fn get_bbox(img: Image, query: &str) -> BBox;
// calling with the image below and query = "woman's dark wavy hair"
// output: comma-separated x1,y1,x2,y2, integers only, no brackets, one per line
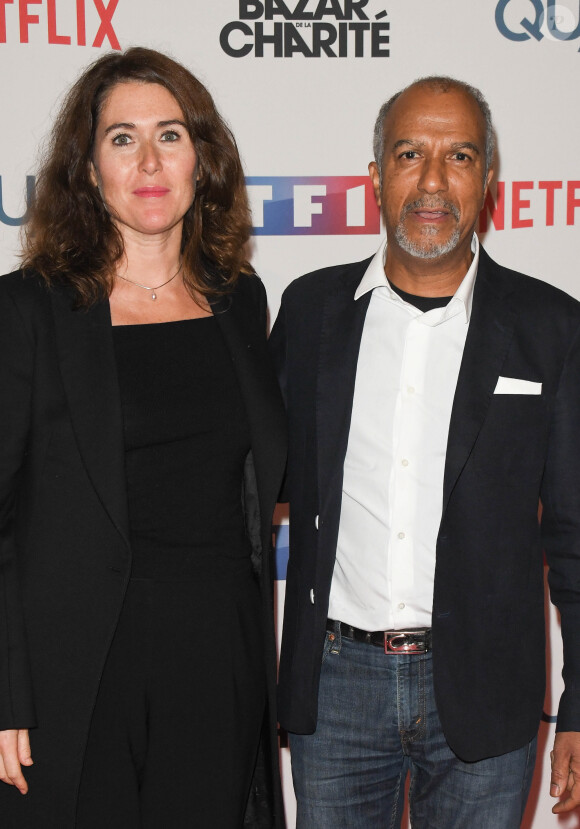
22,47,252,306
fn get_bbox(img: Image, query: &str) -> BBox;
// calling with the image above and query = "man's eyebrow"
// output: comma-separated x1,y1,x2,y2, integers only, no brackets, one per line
392,139,422,150
391,139,481,155
450,141,481,155
103,119,187,135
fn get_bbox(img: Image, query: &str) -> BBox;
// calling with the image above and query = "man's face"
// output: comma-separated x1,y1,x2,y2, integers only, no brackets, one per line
369,84,493,263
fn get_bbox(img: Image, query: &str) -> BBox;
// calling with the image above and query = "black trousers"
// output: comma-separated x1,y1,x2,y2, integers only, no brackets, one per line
76,562,265,828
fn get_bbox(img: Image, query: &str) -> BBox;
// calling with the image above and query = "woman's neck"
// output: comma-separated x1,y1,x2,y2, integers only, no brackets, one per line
115,224,184,289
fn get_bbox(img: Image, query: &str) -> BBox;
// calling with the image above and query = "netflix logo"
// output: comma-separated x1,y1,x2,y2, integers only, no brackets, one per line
480,180,580,231
0,0,121,49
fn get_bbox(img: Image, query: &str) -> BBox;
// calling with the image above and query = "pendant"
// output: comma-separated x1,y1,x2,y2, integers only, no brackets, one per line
151,292,157,301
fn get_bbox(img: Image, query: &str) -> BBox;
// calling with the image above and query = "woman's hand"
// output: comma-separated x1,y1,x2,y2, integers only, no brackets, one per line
0,729,32,794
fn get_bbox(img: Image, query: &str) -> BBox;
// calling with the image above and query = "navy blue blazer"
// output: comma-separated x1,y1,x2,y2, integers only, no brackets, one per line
270,246,580,762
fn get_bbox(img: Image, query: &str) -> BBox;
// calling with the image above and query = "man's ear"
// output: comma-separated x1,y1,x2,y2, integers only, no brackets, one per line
368,161,381,207
480,166,494,209
484,166,494,195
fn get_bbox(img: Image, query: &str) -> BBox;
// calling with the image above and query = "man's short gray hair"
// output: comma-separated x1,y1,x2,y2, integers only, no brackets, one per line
372,76,496,180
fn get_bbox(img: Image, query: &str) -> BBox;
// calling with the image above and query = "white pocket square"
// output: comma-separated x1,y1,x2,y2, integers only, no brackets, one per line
494,376,542,395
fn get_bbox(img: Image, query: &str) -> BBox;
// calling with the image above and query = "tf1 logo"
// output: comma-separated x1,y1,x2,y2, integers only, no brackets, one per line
495,0,580,48
247,176,380,235
0,175,381,232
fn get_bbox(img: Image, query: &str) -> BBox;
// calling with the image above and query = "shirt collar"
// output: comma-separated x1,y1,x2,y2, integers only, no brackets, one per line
355,234,480,323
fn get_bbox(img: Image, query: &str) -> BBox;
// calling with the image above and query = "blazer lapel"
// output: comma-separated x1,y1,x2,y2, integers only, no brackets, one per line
443,249,517,512
51,288,130,547
317,263,372,516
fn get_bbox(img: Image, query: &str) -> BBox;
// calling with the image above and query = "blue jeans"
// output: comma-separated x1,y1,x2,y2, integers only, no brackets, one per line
290,624,536,828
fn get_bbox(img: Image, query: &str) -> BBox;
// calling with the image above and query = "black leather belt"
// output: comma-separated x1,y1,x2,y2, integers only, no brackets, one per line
327,619,432,654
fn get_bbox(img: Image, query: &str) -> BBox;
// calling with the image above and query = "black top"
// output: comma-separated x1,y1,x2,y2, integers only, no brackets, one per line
113,316,252,576
388,280,452,312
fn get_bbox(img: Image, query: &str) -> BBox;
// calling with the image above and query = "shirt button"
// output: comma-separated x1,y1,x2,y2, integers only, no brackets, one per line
398,532,406,540
407,385,415,394
398,602,406,610
315,515,319,529
401,459,409,467
310,589,315,604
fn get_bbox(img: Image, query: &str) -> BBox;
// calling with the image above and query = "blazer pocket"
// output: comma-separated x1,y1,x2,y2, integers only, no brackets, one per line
494,376,542,395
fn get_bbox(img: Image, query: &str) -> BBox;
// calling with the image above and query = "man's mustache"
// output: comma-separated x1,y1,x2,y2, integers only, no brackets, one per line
400,198,460,221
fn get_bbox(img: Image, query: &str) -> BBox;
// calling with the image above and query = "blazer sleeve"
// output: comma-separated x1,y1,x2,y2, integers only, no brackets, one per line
0,279,37,729
541,322,580,733
268,295,289,503
254,273,268,335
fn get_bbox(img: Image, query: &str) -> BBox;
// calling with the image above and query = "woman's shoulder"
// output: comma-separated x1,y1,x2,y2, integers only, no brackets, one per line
0,268,50,298
213,271,268,334
0,268,55,323
233,270,265,301
230,272,268,321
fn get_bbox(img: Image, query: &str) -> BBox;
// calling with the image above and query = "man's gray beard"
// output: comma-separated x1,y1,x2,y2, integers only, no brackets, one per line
394,223,461,259
393,200,461,260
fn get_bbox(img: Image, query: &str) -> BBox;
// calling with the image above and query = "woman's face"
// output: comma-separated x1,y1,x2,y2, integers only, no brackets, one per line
91,81,198,243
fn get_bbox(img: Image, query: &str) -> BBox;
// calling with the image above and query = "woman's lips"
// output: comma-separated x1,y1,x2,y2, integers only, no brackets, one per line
133,187,170,197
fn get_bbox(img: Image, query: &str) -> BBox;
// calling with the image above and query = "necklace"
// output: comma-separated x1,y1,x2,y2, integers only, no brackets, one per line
117,260,183,301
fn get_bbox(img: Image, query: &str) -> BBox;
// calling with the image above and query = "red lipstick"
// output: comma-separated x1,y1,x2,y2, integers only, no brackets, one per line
133,187,169,197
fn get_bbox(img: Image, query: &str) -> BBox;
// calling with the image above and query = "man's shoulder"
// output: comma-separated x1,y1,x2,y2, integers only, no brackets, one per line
281,256,373,305
479,247,580,318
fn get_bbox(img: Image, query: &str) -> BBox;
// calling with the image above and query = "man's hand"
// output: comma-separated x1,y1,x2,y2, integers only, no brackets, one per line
0,729,32,794
551,731,580,813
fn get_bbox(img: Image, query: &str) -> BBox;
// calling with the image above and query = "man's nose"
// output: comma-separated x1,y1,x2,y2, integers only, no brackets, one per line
417,157,448,194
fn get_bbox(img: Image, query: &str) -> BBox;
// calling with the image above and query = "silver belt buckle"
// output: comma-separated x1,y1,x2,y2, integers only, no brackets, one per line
384,631,426,655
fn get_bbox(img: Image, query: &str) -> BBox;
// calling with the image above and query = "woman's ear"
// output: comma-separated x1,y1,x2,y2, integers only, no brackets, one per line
89,161,99,189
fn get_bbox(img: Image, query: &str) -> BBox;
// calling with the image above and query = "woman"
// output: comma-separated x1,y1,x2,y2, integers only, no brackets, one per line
0,47,286,828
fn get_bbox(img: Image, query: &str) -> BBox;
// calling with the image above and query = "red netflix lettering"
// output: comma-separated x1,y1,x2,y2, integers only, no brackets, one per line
478,180,578,231
0,0,119,47
92,0,119,49
538,181,562,226
0,0,14,41
47,0,69,43
76,0,85,44
479,182,505,232
512,181,534,229
567,181,580,225
19,0,41,42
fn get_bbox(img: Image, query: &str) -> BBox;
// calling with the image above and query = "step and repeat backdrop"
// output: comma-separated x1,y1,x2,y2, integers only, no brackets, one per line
1,1,579,826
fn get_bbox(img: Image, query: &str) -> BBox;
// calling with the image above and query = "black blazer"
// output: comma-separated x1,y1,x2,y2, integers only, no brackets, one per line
0,269,287,828
270,246,580,762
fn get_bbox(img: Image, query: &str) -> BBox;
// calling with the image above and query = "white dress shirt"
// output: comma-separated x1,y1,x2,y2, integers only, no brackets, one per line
328,236,480,631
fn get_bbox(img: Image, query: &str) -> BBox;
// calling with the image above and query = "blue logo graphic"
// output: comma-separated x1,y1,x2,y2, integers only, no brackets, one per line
0,176,34,226
247,176,380,236
273,523,289,581
0,175,381,235
496,0,580,48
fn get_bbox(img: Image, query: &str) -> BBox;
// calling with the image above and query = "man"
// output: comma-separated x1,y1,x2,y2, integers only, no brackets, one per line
270,77,580,827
